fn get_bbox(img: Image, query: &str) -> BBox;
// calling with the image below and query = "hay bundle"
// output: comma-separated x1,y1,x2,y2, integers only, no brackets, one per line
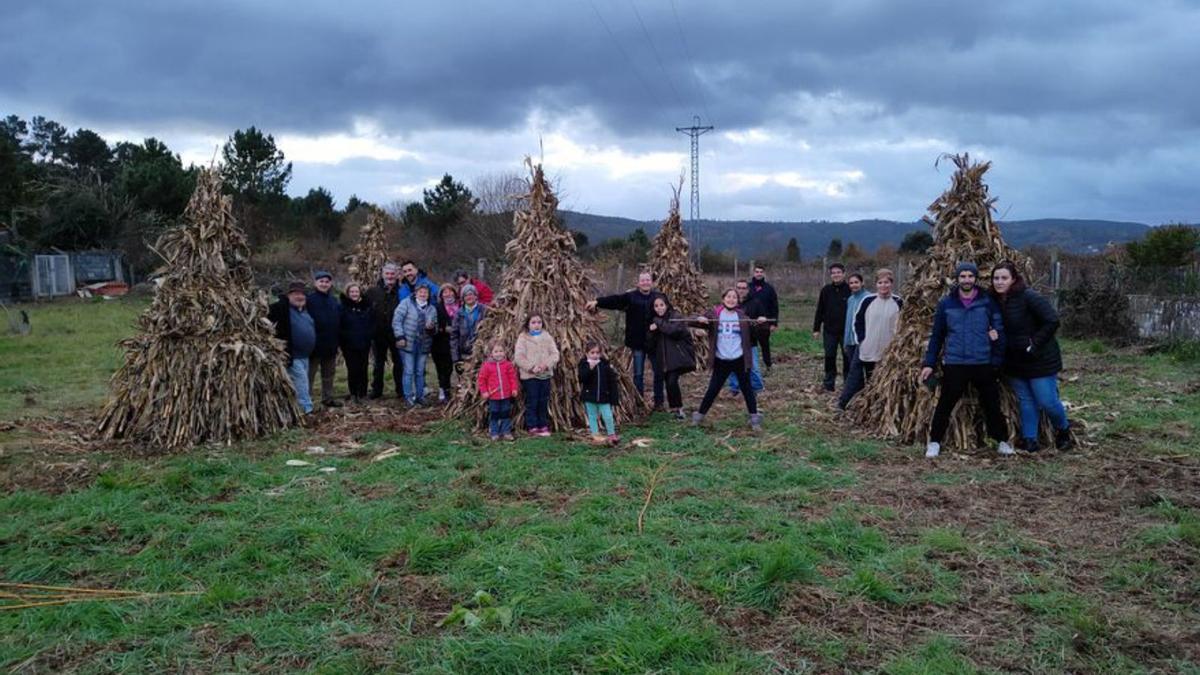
848,154,1054,450
96,168,301,450
647,180,709,369
348,207,390,288
447,160,644,431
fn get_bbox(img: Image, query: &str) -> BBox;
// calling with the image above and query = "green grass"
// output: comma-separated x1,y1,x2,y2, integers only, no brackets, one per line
1,296,1198,672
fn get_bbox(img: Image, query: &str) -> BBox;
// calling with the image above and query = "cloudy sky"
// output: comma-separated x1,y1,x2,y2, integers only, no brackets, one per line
3,0,1197,224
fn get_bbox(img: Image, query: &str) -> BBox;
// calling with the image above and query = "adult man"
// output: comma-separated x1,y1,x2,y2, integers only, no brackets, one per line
747,265,779,373
812,262,851,391
727,279,766,395
306,271,342,408
366,262,402,399
586,271,665,409
268,281,316,414
920,262,1012,459
854,269,903,382
398,260,440,301
455,270,494,305
836,273,868,410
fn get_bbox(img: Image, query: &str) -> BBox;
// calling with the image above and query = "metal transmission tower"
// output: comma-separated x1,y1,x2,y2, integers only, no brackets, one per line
676,115,713,266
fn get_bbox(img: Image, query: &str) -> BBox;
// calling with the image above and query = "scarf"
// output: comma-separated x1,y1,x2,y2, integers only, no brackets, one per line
443,299,459,319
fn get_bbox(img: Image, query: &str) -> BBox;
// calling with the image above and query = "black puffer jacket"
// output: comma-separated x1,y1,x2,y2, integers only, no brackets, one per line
994,288,1062,379
578,357,620,405
647,309,697,374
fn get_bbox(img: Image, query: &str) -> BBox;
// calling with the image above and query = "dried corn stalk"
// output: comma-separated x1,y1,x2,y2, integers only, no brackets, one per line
348,206,391,288
848,154,1058,450
647,179,709,369
447,160,645,430
96,168,301,450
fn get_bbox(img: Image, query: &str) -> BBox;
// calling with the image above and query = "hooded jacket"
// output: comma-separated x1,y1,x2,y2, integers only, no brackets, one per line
993,287,1062,379
578,356,620,405
398,271,440,302
923,287,1006,368
646,308,697,374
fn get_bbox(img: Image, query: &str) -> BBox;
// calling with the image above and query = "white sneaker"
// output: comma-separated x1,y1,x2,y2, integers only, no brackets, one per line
925,442,940,458
438,388,447,402
997,441,1015,456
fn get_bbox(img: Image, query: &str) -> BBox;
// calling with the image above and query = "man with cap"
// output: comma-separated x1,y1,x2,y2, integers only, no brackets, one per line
367,262,403,399
455,270,494,305
919,261,1012,458
268,281,316,414
306,271,342,408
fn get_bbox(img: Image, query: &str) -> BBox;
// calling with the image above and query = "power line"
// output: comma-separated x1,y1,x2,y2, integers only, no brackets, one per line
668,0,714,127
627,1,686,111
586,0,665,112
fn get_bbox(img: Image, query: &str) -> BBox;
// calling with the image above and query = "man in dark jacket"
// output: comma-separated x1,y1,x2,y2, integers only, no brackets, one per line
586,271,665,409
747,264,779,373
306,271,342,408
919,262,1012,458
812,263,851,391
268,281,316,414
366,262,402,399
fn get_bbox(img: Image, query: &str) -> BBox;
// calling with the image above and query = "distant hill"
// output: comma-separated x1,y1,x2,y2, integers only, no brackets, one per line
560,211,1149,256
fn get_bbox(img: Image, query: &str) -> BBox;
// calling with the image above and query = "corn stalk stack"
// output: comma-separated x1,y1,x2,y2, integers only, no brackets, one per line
847,154,1058,450
348,206,391,288
447,160,645,431
647,179,710,369
96,168,301,450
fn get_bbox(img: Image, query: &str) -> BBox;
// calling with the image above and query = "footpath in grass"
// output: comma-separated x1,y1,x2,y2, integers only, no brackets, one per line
1,297,1198,673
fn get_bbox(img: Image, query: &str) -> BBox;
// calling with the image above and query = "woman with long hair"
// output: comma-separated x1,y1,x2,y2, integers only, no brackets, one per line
990,261,1072,451
646,294,696,420
432,284,460,403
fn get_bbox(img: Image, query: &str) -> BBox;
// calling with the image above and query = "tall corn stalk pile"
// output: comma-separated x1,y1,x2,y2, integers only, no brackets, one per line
647,181,709,369
447,160,645,431
348,207,391,288
96,168,301,450
847,154,1055,450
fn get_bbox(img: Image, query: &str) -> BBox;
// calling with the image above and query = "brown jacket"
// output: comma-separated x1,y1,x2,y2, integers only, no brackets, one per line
514,331,560,380
692,306,755,370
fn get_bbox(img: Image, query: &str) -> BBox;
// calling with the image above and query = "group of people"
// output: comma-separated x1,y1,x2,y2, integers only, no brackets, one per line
268,257,1071,457
814,260,1073,457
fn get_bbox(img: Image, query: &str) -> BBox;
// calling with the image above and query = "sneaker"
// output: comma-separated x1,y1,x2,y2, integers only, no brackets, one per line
1055,425,1074,451
438,388,447,402
536,427,552,437
502,433,515,441
925,442,941,458
997,441,1015,456
490,434,500,442
368,391,382,400
691,411,705,426
651,403,666,413
672,409,686,421
590,434,608,445
607,434,620,446
749,413,763,433
1023,437,1041,453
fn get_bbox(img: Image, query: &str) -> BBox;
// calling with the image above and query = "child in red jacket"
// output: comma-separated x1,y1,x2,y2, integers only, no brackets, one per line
477,341,518,441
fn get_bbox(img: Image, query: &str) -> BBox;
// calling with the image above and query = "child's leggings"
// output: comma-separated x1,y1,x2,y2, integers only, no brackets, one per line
585,402,616,436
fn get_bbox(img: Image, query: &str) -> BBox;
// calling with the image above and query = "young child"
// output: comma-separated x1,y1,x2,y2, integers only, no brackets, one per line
578,340,620,445
513,313,559,437
477,341,518,441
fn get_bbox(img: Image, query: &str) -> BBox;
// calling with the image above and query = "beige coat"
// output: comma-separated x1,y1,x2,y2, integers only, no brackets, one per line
514,331,560,380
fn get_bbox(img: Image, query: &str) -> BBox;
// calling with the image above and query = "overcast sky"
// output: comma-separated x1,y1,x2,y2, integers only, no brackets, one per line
3,0,1197,224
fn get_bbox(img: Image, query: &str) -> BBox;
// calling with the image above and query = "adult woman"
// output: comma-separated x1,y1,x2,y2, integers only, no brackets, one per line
450,284,487,367
391,284,438,407
646,295,696,420
338,283,375,404
432,285,460,403
990,261,1072,451
691,288,764,431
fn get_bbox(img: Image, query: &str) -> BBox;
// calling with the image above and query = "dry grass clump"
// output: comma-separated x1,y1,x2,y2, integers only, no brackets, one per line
848,154,1059,450
447,160,644,431
647,180,709,368
96,168,301,450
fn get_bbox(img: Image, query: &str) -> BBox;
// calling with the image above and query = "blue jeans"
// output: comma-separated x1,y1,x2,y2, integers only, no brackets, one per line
632,349,665,405
400,346,427,404
287,357,313,413
522,378,551,430
488,399,513,437
1008,375,1069,440
727,347,764,394
838,345,864,409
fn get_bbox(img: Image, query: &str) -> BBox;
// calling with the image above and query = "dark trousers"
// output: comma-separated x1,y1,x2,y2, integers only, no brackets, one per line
488,399,513,436
837,345,864,410
371,334,402,397
699,358,757,415
342,347,369,398
757,330,773,368
632,349,665,405
929,364,1009,444
432,348,453,393
822,332,849,390
664,370,684,409
862,361,877,381
307,353,338,404
521,378,551,429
